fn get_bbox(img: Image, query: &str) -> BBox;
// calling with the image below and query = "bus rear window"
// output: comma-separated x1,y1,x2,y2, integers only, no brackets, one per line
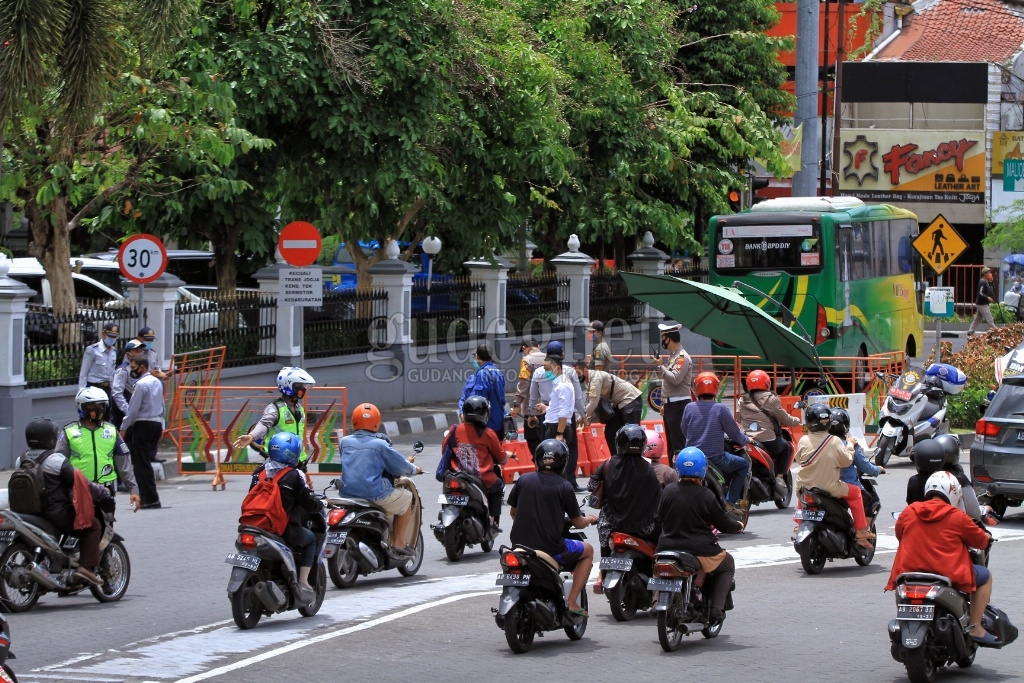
713,223,822,273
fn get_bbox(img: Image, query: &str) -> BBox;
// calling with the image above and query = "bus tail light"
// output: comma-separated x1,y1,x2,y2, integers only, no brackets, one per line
815,304,829,343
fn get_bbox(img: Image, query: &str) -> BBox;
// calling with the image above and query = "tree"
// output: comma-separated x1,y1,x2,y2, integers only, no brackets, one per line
985,200,1024,254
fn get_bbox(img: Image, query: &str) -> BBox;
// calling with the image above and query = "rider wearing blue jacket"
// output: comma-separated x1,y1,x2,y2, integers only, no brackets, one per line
459,344,507,438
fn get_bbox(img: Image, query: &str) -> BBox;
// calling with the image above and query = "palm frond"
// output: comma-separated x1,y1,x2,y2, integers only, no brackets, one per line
126,0,196,59
0,0,70,124
57,0,122,130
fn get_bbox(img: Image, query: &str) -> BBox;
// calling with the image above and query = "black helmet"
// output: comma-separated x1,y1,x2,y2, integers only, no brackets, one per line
534,439,568,473
614,424,647,456
913,439,946,476
462,396,490,426
25,417,58,450
827,408,850,438
933,433,961,469
806,403,832,433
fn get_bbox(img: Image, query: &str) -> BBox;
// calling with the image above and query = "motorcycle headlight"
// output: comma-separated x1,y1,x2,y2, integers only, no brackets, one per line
889,399,913,416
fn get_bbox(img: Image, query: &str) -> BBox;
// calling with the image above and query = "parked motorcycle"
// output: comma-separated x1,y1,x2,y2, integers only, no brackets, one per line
793,473,882,575
431,469,498,561
648,550,735,652
0,611,16,682
601,531,656,621
492,527,589,654
324,442,425,588
224,517,328,629
888,571,1017,683
0,507,130,612
874,363,965,467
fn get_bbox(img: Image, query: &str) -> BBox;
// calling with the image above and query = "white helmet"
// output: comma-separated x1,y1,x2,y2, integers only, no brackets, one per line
924,471,962,508
75,386,109,420
277,366,316,398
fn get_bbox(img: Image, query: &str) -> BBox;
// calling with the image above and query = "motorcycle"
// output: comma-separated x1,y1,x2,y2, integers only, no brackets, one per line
793,473,882,575
492,527,589,654
888,572,1017,683
874,363,965,467
0,506,130,612
600,531,656,622
648,549,735,652
0,611,15,682
726,430,796,511
323,442,426,588
431,468,499,561
703,461,749,530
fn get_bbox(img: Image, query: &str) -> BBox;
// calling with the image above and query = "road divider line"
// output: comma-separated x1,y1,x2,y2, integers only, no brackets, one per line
172,591,494,683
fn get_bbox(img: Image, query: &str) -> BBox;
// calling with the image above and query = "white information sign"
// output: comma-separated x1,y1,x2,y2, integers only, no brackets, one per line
280,267,323,306
924,287,955,318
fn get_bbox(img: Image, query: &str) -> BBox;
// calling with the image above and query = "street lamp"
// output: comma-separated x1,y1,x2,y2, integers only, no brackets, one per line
423,236,442,313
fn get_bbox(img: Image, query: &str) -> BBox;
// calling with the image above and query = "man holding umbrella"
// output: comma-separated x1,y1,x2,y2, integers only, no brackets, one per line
651,323,692,466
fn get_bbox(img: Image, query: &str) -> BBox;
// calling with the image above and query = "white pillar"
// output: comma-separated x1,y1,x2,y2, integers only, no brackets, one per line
628,231,670,321
254,264,302,364
550,234,595,360
128,272,185,371
369,244,417,347
464,255,511,336
0,255,37,462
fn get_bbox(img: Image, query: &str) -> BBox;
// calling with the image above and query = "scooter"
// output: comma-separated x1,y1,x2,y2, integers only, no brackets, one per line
431,468,499,561
648,549,735,652
874,363,965,467
323,442,425,588
727,430,796,510
793,473,881,575
492,526,589,654
600,531,656,622
224,517,328,629
0,506,130,612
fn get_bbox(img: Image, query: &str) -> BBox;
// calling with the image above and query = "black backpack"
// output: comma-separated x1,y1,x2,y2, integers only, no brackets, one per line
9,449,52,515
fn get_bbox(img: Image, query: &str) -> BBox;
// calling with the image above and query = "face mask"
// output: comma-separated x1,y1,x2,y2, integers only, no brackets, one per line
103,336,117,347
544,370,556,381
472,360,481,370
86,407,104,421
661,337,670,350
130,368,142,379
143,341,153,349
294,386,307,400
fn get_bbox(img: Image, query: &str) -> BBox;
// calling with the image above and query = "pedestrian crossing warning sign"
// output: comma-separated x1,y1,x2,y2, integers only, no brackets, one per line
913,214,967,275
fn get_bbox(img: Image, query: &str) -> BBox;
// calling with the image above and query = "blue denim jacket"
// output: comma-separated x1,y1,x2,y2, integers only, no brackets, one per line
337,431,416,501
839,438,880,489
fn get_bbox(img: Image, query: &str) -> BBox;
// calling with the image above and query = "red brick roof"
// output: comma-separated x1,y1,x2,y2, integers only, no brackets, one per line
884,0,1024,62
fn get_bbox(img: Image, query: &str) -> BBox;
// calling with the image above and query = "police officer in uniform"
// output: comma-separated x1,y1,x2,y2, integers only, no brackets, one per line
652,322,692,466
111,339,147,429
54,387,141,512
510,337,547,455
78,322,120,421
588,320,612,371
232,366,316,463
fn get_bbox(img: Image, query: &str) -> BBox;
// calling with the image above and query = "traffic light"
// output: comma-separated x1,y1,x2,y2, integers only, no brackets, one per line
728,189,742,213
751,177,770,206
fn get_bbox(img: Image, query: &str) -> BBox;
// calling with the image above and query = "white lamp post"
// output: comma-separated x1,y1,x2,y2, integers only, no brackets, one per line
422,236,442,313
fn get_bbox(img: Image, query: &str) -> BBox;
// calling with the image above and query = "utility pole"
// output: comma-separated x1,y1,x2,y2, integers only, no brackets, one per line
831,0,846,196
793,0,821,198
819,0,830,196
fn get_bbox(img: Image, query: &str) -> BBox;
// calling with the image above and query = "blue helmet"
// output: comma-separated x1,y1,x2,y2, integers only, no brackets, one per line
675,447,707,479
267,432,302,467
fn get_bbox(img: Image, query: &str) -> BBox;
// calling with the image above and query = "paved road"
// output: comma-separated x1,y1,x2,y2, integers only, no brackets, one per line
10,431,1024,683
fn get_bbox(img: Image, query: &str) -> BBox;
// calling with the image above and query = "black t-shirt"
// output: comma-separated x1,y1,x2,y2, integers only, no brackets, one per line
907,466,970,505
657,479,741,556
507,471,582,555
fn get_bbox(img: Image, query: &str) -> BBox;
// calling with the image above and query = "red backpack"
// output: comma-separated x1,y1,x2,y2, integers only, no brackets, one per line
239,467,292,535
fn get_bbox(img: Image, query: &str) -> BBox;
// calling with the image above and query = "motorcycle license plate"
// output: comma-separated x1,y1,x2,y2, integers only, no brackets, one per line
326,531,348,545
798,509,825,522
495,573,531,586
647,578,683,592
0,531,14,543
437,494,469,506
1017,430,1024,443
897,604,935,621
889,388,912,401
224,553,260,571
600,557,634,571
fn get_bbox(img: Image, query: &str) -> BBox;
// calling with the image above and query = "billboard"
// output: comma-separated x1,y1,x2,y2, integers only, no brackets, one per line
991,131,1024,223
838,130,985,224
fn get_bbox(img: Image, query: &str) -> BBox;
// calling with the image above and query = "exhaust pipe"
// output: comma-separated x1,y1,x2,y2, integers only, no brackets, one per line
253,581,287,612
25,563,61,591
357,542,379,570
462,517,485,541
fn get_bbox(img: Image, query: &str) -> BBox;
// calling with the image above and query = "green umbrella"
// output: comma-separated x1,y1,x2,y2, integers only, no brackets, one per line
620,271,822,369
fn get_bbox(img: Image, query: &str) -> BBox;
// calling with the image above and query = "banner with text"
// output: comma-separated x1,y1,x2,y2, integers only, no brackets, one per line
838,129,985,224
280,267,323,306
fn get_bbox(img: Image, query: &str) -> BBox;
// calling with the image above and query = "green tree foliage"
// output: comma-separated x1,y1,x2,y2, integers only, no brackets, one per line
985,200,1024,253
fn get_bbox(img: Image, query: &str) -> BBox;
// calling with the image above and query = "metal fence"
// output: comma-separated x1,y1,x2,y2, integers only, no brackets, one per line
589,271,643,326
924,263,983,312
304,288,389,358
665,259,709,283
175,291,277,368
410,276,485,346
506,272,569,335
25,300,139,389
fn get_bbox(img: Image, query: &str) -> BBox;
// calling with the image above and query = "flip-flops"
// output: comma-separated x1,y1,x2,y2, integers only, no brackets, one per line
568,608,589,618
971,630,1001,646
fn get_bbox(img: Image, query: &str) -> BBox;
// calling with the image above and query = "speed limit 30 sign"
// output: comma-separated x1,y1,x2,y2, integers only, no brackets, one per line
118,234,168,284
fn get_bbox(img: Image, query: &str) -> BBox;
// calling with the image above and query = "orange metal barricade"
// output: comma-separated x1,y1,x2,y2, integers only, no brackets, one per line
163,346,227,446
172,385,347,490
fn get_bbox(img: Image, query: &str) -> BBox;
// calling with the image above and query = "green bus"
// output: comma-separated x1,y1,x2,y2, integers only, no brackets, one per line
707,196,925,370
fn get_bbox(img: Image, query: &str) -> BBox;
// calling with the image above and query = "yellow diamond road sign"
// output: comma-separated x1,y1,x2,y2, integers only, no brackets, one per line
913,215,968,275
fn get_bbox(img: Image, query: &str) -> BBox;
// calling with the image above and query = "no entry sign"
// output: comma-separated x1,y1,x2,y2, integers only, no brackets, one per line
118,234,168,284
278,222,322,267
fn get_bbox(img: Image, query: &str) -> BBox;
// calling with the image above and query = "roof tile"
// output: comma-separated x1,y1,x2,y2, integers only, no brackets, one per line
895,0,1024,63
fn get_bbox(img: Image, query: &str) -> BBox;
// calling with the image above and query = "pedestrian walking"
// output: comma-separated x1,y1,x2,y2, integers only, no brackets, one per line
78,322,120,421
458,343,507,439
651,322,693,466
588,320,612,371
967,267,998,336
119,356,164,509
510,337,546,455
574,361,642,456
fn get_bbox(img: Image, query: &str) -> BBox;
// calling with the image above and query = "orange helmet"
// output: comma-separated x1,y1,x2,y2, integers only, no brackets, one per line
352,403,381,432
746,370,771,392
693,372,720,398
643,429,665,461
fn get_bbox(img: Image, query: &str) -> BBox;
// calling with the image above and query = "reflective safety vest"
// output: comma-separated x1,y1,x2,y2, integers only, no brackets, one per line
63,422,118,484
272,400,308,462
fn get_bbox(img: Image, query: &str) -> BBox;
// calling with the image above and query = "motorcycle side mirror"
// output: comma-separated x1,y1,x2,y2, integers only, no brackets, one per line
794,401,805,410
329,478,339,488
748,422,762,432
892,510,901,520
413,441,424,453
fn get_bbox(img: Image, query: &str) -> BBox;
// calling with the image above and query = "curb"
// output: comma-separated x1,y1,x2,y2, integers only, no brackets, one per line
382,411,460,437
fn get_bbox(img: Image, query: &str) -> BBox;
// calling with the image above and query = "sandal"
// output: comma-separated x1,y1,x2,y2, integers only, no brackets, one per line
592,583,605,595
568,608,589,618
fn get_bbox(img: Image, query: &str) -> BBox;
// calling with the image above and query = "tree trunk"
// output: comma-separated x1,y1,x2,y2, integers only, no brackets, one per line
30,194,80,343
212,227,241,330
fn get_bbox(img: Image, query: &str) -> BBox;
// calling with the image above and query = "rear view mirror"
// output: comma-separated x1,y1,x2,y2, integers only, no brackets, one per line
413,441,424,453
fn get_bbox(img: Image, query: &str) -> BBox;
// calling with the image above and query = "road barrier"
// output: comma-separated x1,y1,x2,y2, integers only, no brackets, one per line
163,346,227,448
171,385,347,489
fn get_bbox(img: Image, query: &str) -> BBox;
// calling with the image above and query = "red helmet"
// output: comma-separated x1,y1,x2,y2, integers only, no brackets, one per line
746,370,771,392
694,372,720,397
